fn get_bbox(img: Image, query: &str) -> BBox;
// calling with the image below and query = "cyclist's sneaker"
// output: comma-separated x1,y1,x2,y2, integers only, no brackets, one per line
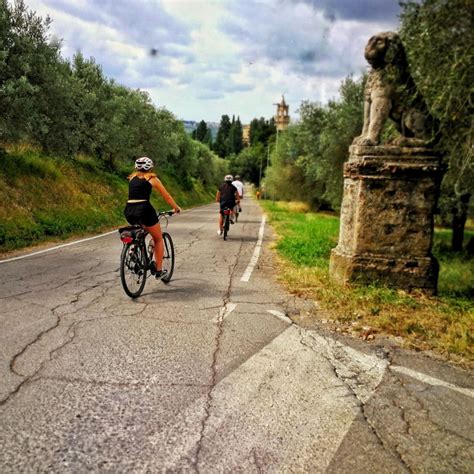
155,269,167,279
217,229,223,235
239,207,242,212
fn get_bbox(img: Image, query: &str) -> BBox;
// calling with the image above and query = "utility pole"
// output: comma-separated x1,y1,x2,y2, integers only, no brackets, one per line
264,144,270,200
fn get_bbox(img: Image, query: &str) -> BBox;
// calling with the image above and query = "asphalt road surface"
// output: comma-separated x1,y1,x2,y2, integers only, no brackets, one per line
1,199,473,472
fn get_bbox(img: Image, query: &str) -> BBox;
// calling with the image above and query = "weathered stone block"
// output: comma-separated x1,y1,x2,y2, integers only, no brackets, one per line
329,251,439,294
330,145,443,294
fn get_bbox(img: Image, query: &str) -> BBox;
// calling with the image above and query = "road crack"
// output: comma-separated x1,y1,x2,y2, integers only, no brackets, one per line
192,238,245,471
0,290,34,300
387,371,474,464
174,225,206,258
299,330,412,473
1,280,115,406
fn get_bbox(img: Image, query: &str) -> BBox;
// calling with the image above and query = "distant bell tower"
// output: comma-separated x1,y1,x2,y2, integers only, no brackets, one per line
274,95,290,131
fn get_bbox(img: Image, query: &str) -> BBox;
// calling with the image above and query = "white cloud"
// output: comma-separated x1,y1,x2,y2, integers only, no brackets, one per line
24,0,399,122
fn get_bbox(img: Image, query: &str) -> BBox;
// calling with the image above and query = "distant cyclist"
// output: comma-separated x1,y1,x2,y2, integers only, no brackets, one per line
232,175,244,212
124,157,181,278
216,174,239,235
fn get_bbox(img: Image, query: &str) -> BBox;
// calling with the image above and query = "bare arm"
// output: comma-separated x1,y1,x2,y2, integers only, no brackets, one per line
216,190,221,202
150,177,181,213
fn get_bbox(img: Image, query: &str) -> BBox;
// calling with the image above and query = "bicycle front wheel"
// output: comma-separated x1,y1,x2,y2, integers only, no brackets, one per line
161,232,175,283
120,242,147,298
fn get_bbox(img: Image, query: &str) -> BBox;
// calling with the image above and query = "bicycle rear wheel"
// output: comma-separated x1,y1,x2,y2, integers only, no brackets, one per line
223,213,230,240
161,232,175,283
120,242,147,298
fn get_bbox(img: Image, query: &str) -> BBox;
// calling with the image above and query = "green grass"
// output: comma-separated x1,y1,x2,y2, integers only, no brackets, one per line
0,147,61,180
433,228,474,298
262,200,474,363
268,204,339,267
0,149,215,253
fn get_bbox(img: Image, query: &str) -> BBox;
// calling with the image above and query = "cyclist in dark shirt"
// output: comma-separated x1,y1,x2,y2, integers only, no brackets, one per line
216,174,239,235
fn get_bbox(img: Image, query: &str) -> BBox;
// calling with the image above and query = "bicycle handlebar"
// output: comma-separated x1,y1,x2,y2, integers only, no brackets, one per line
157,210,176,218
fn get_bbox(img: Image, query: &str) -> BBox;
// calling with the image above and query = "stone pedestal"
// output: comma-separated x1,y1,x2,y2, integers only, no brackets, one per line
330,145,444,294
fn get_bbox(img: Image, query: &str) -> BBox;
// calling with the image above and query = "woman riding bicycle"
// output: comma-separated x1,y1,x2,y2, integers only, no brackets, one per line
124,157,181,278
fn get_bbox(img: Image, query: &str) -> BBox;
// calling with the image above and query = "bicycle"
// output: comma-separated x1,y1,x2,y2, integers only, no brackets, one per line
221,207,232,240
234,204,239,223
118,211,175,298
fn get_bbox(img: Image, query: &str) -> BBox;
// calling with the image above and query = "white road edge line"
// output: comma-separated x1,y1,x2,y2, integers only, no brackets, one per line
267,309,292,325
0,205,201,264
390,364,474,399
0,230,117,264
214,303,237,323
240,215,266,282
309,328,474,399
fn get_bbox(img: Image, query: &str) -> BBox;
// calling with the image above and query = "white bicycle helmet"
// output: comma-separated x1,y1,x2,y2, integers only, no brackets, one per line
135,156,154,171
224,174,233,182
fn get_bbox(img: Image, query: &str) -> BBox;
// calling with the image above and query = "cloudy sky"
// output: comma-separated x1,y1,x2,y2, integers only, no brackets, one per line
25,0,400,123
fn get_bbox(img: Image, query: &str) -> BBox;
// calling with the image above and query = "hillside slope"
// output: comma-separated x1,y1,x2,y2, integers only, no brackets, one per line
0,148,216,254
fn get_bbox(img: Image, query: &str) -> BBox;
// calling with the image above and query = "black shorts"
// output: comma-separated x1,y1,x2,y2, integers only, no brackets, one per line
219,201,235,212
124,202,158,227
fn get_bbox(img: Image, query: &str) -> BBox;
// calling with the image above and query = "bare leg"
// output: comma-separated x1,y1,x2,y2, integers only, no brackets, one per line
143,223,164,271
218,212,223,231
361,100,370,136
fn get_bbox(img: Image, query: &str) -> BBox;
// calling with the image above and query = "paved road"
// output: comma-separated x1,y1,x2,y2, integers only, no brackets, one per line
0,199,473,472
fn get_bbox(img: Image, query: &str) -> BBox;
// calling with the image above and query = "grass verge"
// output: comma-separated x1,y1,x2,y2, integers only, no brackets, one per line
0,149,215,253
262,200,474,365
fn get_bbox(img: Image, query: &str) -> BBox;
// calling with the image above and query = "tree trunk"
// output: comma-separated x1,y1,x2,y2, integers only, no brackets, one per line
451,193,471,252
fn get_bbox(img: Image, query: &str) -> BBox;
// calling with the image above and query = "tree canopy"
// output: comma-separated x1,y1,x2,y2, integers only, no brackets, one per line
400,0,474,228
0,0,225,187
400,0,473,147
214,115,244,158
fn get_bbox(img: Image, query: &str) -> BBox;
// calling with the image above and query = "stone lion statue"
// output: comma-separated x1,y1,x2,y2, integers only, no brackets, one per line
353,31,438,147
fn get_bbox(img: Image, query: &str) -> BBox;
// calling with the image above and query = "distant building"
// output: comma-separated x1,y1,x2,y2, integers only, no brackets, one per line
274,95,290,131
242,124,250,145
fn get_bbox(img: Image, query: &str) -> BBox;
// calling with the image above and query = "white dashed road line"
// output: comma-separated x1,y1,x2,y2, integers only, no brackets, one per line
240,215,266,282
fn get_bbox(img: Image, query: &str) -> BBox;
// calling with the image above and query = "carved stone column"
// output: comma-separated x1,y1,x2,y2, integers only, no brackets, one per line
330,145,444,294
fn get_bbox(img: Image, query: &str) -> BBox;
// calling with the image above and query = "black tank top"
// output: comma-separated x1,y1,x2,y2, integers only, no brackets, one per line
219,182,237,206
128,176,152,200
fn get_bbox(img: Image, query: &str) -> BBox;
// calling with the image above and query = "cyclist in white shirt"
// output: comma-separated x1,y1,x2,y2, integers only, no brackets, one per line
232,175,244,212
